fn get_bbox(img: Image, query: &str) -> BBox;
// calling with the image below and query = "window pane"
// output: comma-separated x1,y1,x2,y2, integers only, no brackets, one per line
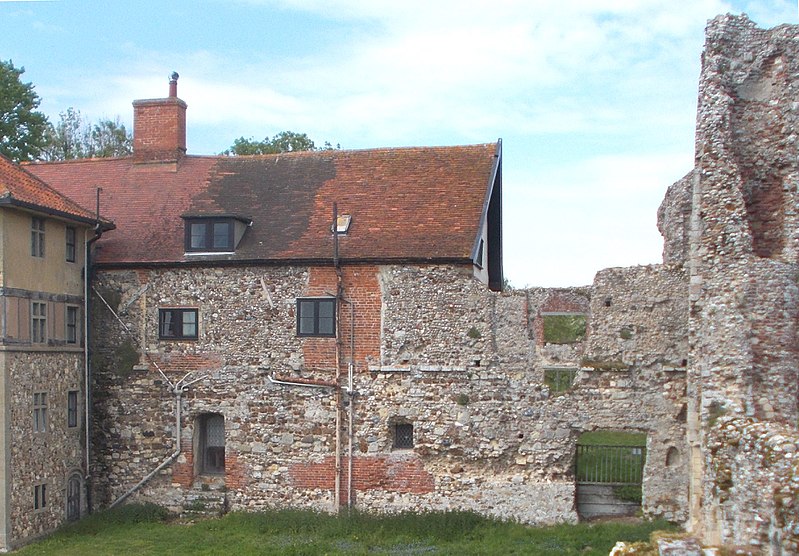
318,300,335,335
318,315,334,335
318,300,335,318
182,311,197,337
206,415,225,447
394,424,414,449
190,223,207,249
298,301,316,334
299,301,315,318
160,311,174,337
212,222,230,249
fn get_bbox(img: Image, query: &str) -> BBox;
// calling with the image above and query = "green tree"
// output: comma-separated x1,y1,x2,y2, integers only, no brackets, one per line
0,60,50,162
42,108,132,161
42,107,88,160
89,117,132,158
222,131,337,155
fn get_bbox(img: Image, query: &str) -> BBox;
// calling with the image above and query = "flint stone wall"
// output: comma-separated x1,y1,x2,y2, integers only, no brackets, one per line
88,262,688,523
706,417,799,554
6,351,85,546
681,14,799,550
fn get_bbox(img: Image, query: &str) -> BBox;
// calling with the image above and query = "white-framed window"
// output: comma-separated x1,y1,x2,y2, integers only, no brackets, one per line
33,392,47,433
31,301,47,344
66,305,79,344
31,217,45,257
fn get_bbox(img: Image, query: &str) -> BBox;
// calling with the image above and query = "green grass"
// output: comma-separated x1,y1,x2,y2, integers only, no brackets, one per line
542,314,586,344
16,504,677,556
577,431,646,447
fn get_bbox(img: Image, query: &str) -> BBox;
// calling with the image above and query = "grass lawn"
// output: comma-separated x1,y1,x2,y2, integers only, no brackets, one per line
15,503,678,555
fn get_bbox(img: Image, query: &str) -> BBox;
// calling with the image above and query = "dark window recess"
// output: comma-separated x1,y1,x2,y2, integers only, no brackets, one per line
67,475,81,521
67,390,78,428
66,226,76,262
199,414,225,474
66,306,78,344
296,298,336,337
185,219,234,252
34,484,46,510
31,217,45,257
159,309,198,339
393,423,414,449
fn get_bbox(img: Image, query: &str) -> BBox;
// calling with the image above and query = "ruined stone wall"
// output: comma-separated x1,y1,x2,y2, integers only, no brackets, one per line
706,417,799,554
683,15,799,548
6,351,85,546
89,262,688,524
692,13,799,424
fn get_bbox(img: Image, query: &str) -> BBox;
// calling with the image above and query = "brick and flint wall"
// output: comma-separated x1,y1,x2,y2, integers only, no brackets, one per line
88,261,688,524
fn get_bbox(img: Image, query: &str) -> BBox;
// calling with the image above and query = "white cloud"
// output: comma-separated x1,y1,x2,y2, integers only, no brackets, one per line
30,0,795,285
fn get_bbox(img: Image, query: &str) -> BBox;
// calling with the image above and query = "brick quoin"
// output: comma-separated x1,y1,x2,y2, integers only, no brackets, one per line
224,450,247,490
302,266,381,371
289,455,434,496
172,447,194,489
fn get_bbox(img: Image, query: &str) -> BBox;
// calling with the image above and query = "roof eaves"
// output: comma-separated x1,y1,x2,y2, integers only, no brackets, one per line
96,256,474,270
0,196,116,230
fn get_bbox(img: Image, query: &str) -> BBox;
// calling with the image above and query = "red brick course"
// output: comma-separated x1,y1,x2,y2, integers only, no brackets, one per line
289,455,435,496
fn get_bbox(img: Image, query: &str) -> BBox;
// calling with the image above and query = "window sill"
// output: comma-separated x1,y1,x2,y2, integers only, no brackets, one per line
184,251,235,256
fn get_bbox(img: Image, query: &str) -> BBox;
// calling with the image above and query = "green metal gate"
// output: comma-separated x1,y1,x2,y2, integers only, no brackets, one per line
575,444,646,519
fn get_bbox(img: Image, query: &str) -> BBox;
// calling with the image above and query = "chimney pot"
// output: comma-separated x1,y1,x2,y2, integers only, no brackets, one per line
169,71,179,98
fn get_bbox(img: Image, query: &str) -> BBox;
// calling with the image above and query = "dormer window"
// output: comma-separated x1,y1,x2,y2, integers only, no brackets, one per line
185,218,234,253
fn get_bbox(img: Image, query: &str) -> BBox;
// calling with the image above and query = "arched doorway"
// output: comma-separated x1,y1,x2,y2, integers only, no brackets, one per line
66,473,82,521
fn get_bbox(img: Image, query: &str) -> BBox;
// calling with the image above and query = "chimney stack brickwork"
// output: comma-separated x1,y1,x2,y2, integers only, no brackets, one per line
133,76,187,163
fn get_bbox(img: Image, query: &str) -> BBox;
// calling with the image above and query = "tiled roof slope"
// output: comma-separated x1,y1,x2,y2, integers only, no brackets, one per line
0,154,109,225
27,144,499,265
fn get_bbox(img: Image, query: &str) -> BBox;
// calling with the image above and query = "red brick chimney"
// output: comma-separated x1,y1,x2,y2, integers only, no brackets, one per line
133,72,187,163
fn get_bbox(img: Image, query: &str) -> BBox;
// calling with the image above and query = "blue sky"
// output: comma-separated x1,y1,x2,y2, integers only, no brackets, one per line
2,0,796,286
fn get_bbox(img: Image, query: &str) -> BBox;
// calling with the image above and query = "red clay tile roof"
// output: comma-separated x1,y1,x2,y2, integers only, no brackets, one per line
0,154,110,225
26,144,499,265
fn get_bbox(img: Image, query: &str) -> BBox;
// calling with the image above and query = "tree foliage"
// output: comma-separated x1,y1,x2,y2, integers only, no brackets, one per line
222,131,337,156
41,108,132,161
0,60,50,162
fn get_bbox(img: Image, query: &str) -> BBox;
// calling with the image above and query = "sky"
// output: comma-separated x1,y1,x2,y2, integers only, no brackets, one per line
1,0,797,287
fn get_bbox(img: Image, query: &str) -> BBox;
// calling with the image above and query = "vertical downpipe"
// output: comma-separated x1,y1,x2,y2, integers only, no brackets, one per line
333,203,342,513
84,187,104,514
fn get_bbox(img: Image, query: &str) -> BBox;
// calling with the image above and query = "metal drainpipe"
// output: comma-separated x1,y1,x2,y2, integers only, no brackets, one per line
84,223,104,514
332,203,342,513
337,296,355,509
333,273,342,513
